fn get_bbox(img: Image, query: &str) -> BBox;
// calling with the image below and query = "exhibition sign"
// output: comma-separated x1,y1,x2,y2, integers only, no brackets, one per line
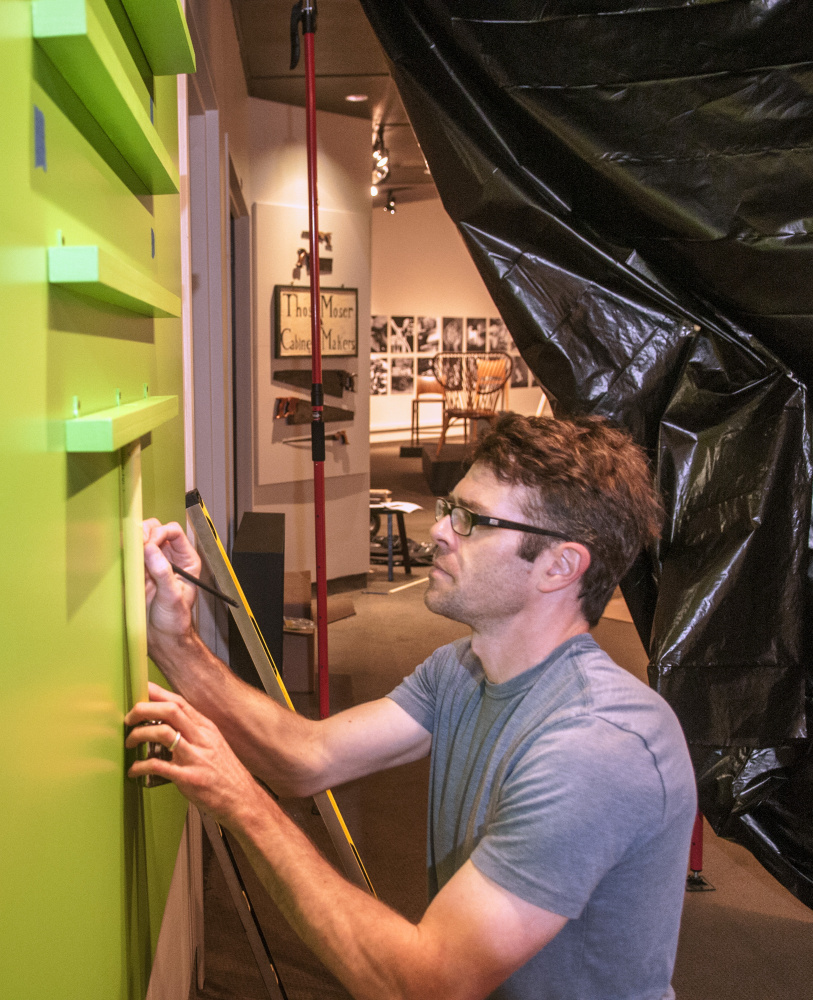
274,284,358,357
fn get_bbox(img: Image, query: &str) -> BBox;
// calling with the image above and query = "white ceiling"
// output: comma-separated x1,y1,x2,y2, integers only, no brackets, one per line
229,0,438,206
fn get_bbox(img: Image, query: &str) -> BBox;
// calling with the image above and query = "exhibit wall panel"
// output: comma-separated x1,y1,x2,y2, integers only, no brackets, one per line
0,1,188,996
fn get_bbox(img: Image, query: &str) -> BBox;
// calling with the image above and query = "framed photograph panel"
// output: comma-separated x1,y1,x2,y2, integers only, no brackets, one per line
467,318,486,350
511,356,530,388
370,355,389,395
371,315,388,353
391,356,415,394
488,318,513,353
390,316,414,353
416,316,439,353
442,316,463,351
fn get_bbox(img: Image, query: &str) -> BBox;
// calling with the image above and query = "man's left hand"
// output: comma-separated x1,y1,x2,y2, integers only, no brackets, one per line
125,682,265,826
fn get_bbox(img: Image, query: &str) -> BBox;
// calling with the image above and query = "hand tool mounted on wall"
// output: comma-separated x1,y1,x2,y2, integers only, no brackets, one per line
274,368,356,397
283,429,348,446
274,395,354,424
289,0,331,719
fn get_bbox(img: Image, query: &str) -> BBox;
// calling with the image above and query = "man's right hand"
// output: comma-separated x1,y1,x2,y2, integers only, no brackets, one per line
142,519,200,651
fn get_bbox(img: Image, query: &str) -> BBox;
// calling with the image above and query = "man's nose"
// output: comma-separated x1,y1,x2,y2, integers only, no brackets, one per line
430,513,454,546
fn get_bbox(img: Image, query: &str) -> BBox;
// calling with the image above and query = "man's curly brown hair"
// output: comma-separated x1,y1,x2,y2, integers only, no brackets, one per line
472,413,663,627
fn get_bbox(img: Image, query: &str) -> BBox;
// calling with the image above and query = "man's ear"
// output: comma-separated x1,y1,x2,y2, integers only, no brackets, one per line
535,542,591,595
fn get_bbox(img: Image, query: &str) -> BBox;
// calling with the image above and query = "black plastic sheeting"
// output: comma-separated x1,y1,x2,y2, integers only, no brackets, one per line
360,0,813,906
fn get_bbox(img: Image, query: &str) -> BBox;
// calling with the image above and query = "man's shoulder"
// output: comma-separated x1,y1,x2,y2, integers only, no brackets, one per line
557,639,695,806
526,636,694,789
552,635,677,723
421,636,483,687
426,635,477,669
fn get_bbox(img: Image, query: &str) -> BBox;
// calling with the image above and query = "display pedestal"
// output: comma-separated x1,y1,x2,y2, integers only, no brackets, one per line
421,443,470,495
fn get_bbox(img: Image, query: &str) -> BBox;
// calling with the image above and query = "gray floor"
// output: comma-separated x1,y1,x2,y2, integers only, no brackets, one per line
190,443,813,1000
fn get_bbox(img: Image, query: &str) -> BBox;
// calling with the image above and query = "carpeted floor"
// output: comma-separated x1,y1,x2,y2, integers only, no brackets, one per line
189,443,813,1000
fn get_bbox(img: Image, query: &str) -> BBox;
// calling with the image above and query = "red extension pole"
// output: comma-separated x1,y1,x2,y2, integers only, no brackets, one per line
689,809,704,873
292,0,330,718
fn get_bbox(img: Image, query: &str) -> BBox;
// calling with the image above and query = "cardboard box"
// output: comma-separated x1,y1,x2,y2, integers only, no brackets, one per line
284,570,312,618
282,630,316,692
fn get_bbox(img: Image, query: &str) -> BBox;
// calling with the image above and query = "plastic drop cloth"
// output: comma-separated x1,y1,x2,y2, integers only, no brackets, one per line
360,0,813,906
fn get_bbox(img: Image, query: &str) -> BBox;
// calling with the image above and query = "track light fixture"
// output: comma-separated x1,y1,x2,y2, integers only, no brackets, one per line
372,161,389,186
372,124,389,167
385,191,396,214
371,123,390,194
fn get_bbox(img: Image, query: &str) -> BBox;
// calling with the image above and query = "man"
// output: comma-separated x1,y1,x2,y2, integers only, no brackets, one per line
127,413,696,1000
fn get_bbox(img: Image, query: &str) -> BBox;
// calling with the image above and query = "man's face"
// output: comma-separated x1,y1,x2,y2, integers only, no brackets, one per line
425,463,540,628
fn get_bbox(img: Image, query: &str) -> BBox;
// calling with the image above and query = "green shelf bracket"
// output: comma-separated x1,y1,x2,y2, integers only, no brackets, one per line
48,245,182,318
32,0,180,194
121,0,196,76
65,395,179,452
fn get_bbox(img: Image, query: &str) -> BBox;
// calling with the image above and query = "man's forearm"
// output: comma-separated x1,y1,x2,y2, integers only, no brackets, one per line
148,627,322,797
231,787,458,1000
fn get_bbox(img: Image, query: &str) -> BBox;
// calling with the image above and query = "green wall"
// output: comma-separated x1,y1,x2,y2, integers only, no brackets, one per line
1,1,191,995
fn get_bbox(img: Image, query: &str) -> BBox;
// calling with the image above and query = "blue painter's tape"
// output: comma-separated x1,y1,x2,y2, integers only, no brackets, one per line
150,97,154,125
34,106,47,171
151,229,156,259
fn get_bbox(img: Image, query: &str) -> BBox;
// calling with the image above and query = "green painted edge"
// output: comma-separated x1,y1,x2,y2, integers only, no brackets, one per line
121,0,196,75
48,246,182,318
32,0,180,194
65,396,179,452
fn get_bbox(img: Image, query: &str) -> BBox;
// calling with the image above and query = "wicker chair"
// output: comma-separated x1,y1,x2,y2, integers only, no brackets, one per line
432,352,512,456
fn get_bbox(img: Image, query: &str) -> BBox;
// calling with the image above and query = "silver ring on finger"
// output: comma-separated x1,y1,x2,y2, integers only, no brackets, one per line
168,730,182,754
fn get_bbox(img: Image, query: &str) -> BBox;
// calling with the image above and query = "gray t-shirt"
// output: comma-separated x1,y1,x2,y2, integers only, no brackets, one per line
388,634,696,1000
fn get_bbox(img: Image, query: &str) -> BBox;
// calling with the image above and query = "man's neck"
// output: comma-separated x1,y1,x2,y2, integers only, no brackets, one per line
469,602,590,685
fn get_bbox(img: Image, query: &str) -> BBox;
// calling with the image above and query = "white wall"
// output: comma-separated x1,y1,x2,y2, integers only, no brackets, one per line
370,198,542,434
187,0,252,192
247,100,372,580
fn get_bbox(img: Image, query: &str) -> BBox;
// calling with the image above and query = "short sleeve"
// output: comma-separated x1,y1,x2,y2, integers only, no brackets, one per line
386,650,441,734
470,716,665,919
386,639,475,735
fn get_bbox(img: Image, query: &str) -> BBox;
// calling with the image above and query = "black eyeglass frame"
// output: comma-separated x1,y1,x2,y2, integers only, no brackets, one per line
435,497,574,541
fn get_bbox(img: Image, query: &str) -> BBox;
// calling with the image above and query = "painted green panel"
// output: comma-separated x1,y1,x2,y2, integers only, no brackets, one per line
66,395,179,452
33,0,179,194
122,0,196,75
49,245,182,317
1,0,187,996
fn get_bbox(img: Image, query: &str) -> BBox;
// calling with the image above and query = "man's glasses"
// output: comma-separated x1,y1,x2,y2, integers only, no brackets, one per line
435,498,573,541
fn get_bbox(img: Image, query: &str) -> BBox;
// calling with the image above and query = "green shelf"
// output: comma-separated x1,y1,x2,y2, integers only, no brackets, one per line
48,245,182,318
122,0,196,76
32,0,180,194
65,395,179,452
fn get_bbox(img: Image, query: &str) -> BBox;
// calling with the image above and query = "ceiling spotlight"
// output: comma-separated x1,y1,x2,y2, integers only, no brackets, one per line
372,161,389,185
345,93,368,102
385,191,396,214
370,184,378,196
373,125,389,168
